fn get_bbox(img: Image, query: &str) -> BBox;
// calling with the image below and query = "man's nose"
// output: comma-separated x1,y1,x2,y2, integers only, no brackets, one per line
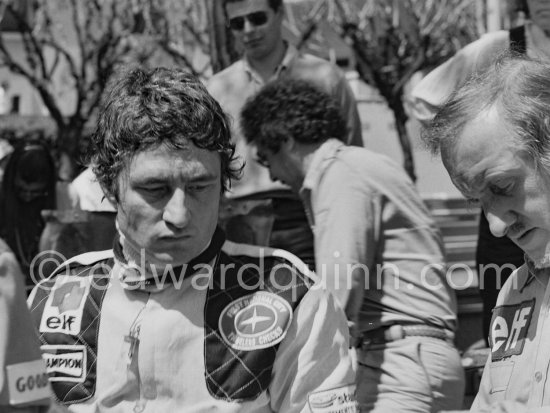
243,18,255,33
484,207,516,238
163,189,189,229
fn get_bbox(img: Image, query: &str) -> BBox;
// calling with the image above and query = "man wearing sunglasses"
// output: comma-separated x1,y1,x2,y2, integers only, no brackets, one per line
207,0,363,270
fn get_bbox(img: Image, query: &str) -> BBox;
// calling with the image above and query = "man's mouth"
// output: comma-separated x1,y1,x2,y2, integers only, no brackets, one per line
159,234,189,241
244,38,262,47
513,228,534,243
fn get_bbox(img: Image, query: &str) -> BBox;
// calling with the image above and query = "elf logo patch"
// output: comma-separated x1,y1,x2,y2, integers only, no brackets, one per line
42,345,86,383
490,299,535,361
40,275,91,336
219,292,292,351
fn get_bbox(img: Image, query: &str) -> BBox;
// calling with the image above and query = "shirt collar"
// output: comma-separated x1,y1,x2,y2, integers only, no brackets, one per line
301,138,345,193
242,42,298,82
521,254,550,292
113,226,226,291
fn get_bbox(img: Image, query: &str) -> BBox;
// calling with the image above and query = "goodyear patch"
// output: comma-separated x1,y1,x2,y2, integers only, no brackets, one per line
219,291,292,351
308,384,358,413
6,359,50,406
490,299,535,361
39,275,92,336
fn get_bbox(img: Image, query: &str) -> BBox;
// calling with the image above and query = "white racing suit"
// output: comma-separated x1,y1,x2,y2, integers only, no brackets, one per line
28,228,357,412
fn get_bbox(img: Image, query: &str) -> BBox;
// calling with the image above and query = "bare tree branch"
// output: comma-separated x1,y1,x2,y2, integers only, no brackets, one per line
0,0,210,167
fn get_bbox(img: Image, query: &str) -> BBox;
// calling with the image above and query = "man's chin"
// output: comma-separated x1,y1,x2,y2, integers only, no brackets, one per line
148,252,190,268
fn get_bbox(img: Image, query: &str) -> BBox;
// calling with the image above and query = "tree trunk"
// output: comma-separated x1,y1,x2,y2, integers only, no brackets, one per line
57,120,85,180
389,98,416,182
206,0,238,73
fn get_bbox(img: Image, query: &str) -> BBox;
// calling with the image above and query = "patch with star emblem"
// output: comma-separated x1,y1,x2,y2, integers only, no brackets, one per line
219,291,293,351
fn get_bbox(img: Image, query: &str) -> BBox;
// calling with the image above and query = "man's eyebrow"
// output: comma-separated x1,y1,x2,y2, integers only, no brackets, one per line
134,172,219,185
187,171,219,182
132,175,170,185
454,171,486,196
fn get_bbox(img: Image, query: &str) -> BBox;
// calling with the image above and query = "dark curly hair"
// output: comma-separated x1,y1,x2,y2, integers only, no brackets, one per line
240,79,347,152
90,66,242,200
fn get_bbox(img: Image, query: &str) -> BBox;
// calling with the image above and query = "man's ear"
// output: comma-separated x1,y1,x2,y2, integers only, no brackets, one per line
281,136,295,152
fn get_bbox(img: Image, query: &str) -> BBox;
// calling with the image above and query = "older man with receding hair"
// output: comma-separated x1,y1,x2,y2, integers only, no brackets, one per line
424,55,550,412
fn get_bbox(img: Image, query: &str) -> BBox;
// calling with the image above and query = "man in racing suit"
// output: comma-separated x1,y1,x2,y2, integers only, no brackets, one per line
26,67,357,413
423,55,550,411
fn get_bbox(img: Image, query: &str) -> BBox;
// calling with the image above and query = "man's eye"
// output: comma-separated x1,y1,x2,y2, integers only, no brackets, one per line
467,198,480,206
140,186,167,196
489,183,512,196
188,184,209,192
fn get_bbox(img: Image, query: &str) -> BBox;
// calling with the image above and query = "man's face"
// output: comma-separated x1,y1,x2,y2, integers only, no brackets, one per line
528,0,550,33
226,0,283,61
116,143,222,266
255,142,303,193
442,108,550,266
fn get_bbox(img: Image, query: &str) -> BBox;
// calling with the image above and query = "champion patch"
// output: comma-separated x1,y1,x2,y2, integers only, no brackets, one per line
308,384,358,413
41,345,87,383
490,299,535,361
6,359,50,406
39,275,92,336
219,291,292,351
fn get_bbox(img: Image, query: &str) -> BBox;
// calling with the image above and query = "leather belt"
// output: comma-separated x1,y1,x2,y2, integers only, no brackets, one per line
359,324,454,349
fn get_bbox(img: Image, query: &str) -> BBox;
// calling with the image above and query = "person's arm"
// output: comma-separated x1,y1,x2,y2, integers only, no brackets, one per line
312,161,378,339
0,239,51,412
268,288,358,413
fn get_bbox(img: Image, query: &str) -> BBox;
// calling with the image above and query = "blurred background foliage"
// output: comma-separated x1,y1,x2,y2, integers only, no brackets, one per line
0,0,506,178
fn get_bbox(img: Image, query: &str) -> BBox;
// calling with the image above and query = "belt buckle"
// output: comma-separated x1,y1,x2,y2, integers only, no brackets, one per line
386,324,405,341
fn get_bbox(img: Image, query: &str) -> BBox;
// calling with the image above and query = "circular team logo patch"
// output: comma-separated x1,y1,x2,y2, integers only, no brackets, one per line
219,292,293,351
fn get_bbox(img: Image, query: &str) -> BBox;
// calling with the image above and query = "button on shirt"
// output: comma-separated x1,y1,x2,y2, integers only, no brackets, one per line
299,139,458,336
207,44,363,198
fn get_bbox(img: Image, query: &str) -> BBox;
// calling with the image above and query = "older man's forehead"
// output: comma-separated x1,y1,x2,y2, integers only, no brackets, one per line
441,109,509,194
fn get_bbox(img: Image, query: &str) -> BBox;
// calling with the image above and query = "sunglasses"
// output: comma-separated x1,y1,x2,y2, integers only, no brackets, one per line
228,11,269,31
